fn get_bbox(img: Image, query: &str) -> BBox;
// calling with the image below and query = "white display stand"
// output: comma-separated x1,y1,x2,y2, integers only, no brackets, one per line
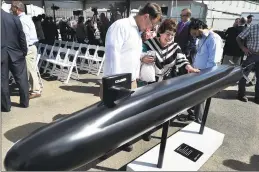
127,122,224,171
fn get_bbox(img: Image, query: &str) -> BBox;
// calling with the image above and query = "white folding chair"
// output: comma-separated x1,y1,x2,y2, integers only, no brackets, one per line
63,49,80,84
43,46,61,74
45,48,80,84
39,45,54,70
78,45,98,72
72,43,81,51
77,43,88,57
66,41,75,49
54,40,61,47
37,43,46,55
60,41,68,48
43,47,69,78
76,43,88,69
88,46,105,76
35,54,44,88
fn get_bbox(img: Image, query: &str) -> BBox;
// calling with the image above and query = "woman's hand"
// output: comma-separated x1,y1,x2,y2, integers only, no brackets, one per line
185,64,200,73
142,56,155,64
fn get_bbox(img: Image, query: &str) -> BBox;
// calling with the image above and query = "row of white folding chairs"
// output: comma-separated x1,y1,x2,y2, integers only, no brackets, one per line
52,40,106,75
37,42,105,77
38,45,80,84
77,45,105,76
53,40,78,50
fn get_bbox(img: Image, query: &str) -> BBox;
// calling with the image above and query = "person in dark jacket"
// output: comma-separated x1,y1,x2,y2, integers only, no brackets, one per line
1,9,29,112
223,17,246,65
99,13,110,46
44,17,59,45
87,19,98,45
59,18,68,41
76,16,87,43
175,9,196,65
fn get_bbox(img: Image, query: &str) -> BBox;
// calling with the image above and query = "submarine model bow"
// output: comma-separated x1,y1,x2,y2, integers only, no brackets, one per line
4,65,243,171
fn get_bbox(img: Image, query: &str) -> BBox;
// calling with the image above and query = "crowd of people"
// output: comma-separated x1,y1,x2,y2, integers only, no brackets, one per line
31,14,110,46
102,2,258,131
29,8,113,47
1,1,258,119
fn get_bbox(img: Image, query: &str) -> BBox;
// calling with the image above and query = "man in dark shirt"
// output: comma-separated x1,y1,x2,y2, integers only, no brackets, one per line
1,9,29,112
175,9,196,64
223,17,246,65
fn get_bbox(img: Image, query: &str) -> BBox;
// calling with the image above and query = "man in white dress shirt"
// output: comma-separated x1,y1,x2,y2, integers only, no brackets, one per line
11,1,42,99
103,3,162,90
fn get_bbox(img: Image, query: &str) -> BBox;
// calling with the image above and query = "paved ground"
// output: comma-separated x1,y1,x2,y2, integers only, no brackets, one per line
1,73,259,171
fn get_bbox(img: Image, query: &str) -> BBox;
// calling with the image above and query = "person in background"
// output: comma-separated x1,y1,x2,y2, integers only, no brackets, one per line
175,8,196,65
44,17,58,45
233,18,240,27
41,14,46,23
91,8,98,24
76,16,87,43
1,9,29,112
236,23,259,104
222,17,246,65
245,15,254,27
41,15,48,43
67,17,77,41
99,13,110,46
87,19,98,45
189,18,223,123
11,1,42,99
32,16,45,43
59,18,68,41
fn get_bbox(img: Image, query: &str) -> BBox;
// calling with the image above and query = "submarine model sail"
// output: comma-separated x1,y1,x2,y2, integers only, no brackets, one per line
4,65,243,171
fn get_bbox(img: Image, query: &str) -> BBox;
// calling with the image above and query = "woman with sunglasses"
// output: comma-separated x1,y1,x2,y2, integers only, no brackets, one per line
141,18,199,83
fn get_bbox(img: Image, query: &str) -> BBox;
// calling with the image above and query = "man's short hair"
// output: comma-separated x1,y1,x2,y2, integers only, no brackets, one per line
12,1,25,12
182,8,192,16
189,18,208,30
247,15,254,19
138,3,162,20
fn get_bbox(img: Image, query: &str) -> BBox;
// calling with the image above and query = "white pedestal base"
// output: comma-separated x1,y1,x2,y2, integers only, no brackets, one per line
127,122,224,171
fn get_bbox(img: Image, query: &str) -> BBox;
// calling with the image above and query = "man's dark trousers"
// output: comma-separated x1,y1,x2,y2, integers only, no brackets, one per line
1,54,29,112
238,54,259,99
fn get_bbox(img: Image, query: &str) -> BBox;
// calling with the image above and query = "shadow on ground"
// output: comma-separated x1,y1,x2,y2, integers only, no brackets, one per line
59,85,100,97
4,122,48,143
92,166,118,171
214,90,255,100
4,114,70,143
52,113,70,121
223,155,259,171
78,79,101,85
